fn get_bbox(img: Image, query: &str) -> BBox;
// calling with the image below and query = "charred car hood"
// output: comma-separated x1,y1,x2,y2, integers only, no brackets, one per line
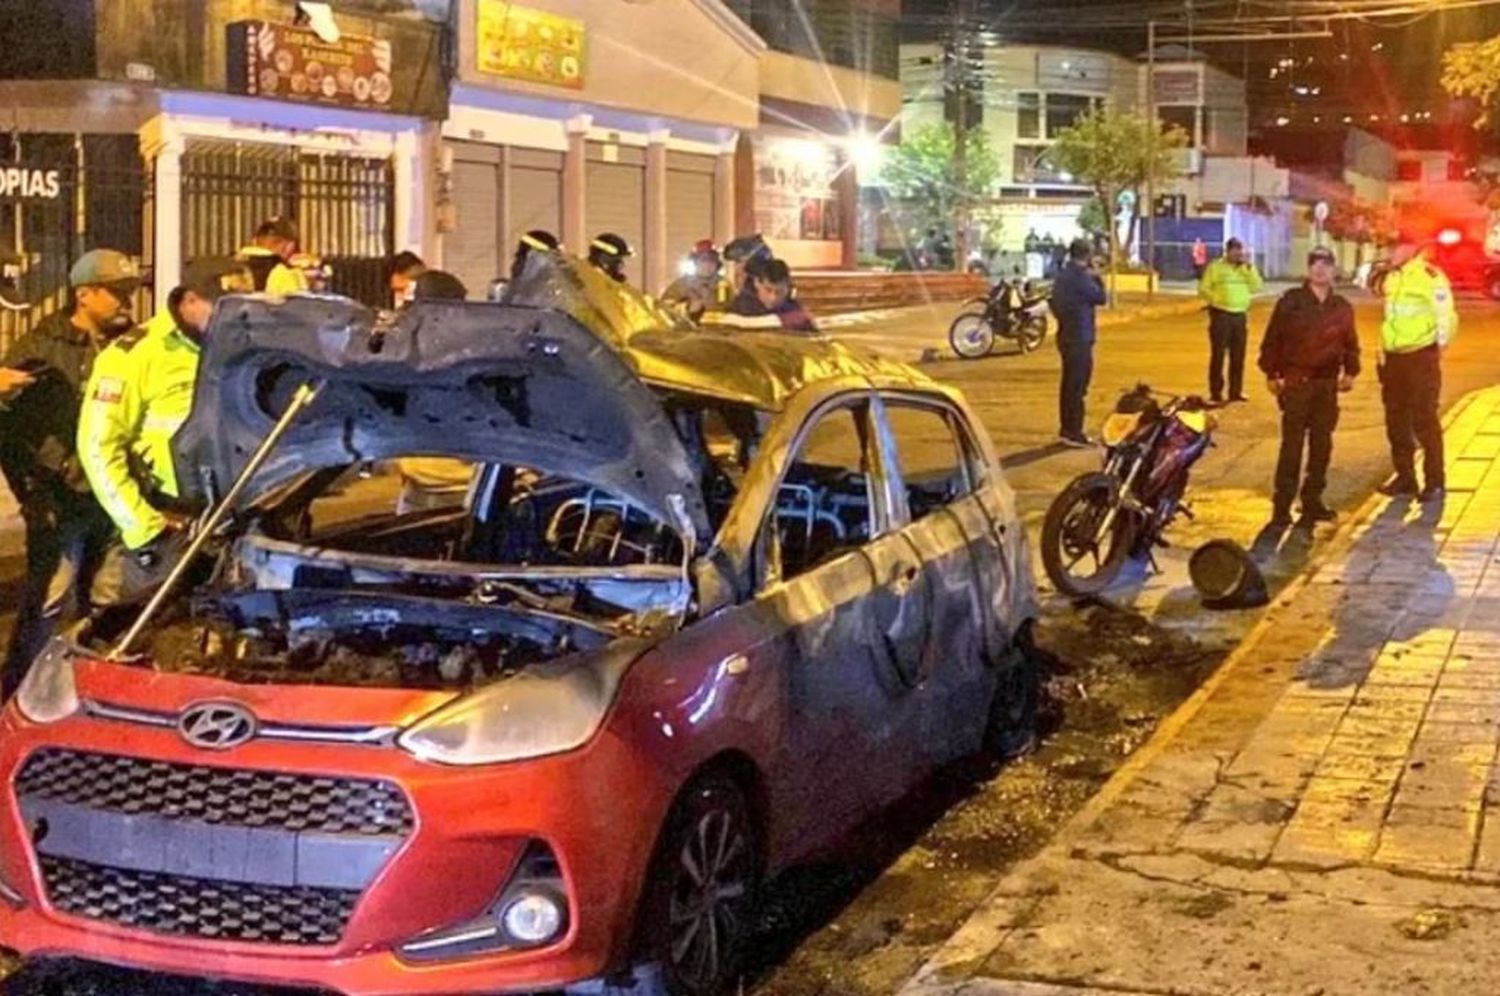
172,294,710,543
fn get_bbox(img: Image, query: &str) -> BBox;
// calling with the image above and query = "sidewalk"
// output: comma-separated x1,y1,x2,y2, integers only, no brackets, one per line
902,386,1500,996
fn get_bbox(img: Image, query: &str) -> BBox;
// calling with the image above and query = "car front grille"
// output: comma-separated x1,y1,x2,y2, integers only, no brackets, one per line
40,855,360,946
15,747,412,835
16,748,414,945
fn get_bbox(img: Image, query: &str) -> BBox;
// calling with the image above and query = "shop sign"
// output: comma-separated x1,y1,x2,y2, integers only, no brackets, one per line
227,21,394,108
754,138,843,243
476,2,585,91
0,166,62,202
1152,69,1200,105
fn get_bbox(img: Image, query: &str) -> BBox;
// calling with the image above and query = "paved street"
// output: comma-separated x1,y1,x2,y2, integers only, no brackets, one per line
4,294,1500,996
898,384,1500,996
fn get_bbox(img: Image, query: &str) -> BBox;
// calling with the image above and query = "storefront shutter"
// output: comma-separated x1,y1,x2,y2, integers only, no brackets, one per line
586,151,646,287
666,163,715,280
447,156,502,298
507,149,564,260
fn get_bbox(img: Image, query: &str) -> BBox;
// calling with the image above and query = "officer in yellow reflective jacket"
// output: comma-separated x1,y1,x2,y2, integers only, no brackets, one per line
77,258,254,605
1377,239,1457,503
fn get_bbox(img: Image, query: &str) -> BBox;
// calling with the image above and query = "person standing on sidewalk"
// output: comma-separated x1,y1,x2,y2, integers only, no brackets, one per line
1259,247,1360,528
0,249,140,695
1198,238,1264,405
1050,238,1107,448
1377,236,1457,503
1191,237,1208,279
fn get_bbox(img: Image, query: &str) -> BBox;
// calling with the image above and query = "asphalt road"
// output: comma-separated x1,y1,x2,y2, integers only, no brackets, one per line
2,293,1499,996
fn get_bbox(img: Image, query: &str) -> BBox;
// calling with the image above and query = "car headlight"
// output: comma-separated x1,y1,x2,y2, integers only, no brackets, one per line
397,662,617,766
15,638,80,725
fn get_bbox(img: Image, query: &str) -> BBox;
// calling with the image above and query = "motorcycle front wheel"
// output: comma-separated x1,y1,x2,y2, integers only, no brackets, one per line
1041,472,1138,597
949,311,996,359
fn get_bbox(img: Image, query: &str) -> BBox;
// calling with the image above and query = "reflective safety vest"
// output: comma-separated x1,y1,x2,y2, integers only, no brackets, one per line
1382,256,1457,354
237,245,311,297
77,309,201,550
1198,257,1264,314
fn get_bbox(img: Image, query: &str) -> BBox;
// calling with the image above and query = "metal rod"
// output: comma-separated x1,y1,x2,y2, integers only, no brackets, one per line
1156,30,1333,42
110,381,324,660
1146,20,1156,302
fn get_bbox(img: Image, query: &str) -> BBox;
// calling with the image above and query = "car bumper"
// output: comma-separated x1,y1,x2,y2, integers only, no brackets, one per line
0,708,672,995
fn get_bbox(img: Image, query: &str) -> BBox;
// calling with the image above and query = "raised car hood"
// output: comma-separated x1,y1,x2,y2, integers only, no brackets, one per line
172,293,711,544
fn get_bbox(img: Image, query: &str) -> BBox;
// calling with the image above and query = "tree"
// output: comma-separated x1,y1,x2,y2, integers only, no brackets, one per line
1442,36,1500,127
1047,108,1189,299
882,123,1001,264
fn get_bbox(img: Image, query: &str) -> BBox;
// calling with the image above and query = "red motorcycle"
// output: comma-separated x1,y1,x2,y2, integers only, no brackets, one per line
1042,385,1216,597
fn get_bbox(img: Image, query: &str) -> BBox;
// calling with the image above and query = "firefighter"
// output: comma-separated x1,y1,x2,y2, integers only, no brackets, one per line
1377,236,1457,503
237,217,309,296
662,240,733,321
587,233,633,283
0,248,140,694
77,258,254,606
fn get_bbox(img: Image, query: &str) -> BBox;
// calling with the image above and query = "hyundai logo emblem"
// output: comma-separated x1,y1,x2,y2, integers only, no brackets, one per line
177,702,258,751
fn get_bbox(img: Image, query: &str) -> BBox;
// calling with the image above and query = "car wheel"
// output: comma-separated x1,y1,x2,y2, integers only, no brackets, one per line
637,775,759,996
984,622,1041,759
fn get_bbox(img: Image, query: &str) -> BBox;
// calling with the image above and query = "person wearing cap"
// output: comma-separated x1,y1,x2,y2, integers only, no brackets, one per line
1259,246,1360,528
587,233,633,284
0,248,141,693
78,258,253,605
724,234,776,315
1376,236,1457,503
662,240,733,322
1198,237,1264,405
237,217,310,296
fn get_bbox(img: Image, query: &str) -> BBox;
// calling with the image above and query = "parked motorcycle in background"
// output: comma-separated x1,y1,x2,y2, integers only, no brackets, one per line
949,277,1051,358
1041,385,1217,597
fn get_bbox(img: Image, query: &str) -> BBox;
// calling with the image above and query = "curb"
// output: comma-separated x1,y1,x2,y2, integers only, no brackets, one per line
900,385,1490,994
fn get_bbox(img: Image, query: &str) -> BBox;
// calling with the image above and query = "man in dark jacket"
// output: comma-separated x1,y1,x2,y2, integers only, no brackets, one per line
1259,246,1360,527
0,248,139,694
1049,238,1107,447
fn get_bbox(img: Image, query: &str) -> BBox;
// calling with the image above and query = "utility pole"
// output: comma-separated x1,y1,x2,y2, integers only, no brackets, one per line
1146,19,1157,300
949,0,976,272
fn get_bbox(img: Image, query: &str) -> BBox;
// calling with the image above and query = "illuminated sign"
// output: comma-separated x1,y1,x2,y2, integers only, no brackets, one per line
0,167,62,201
476,2,585,90
227,20,394,108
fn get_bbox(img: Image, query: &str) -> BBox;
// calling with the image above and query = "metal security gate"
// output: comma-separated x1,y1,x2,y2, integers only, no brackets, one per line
586,143,645,288
666,151,716,282
181,139,394,307
0,133,152,354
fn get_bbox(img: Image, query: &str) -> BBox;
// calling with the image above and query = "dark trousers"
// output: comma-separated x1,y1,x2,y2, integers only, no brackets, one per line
2,505,114,698
1273,379,1339,513
1208,309,1249,401
1381,347,1444,488
1058,339,1094,437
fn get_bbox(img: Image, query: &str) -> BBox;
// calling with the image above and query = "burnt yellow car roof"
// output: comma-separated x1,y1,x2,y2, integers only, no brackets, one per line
625,327,942,411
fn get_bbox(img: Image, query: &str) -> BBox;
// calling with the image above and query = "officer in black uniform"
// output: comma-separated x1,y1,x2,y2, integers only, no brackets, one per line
0,248,140,695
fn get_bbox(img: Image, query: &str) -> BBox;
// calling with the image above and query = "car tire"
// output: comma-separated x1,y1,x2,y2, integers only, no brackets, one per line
632,775,760,996
984,622,1041,759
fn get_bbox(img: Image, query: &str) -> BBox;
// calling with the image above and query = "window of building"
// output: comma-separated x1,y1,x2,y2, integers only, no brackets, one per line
1046,94,1100,138
1017,92,1041,140
1158,106,1197,141
1396,160,1422,182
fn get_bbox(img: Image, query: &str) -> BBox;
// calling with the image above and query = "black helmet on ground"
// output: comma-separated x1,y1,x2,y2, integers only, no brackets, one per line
588,233,633,282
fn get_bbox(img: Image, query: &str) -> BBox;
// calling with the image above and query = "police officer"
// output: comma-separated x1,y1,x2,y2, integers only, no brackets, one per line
662,240,733,321
0,249,140,694
1259,246,1360,527
723,234,776,316
237,217,309,296
587,233,633,283
78,258,253,606
1198,238,1264,404
1377,235,1457,502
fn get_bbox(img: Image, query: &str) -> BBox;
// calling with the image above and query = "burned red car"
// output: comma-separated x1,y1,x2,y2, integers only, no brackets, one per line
0,259,1039,996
